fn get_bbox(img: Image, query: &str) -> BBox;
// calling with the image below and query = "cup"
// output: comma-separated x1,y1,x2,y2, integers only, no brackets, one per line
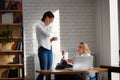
53,37,58,41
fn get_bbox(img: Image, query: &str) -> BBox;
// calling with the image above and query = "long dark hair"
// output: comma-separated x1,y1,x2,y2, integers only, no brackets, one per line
41,11,54,22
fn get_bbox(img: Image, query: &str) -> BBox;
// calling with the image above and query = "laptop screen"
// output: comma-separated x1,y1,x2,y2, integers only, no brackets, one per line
73,56,93,70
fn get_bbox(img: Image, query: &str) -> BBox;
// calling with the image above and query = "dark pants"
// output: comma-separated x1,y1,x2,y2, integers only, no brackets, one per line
55,73,96,80
55,74,77,80
36,46,53,80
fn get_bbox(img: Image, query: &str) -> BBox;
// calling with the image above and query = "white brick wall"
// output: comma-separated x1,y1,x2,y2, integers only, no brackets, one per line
23,0,95,79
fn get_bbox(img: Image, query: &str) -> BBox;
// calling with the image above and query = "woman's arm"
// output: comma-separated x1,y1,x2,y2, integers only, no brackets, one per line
36,24,51,37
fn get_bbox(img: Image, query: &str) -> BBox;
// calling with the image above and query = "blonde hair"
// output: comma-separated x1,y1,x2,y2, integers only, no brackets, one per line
79,42,91,54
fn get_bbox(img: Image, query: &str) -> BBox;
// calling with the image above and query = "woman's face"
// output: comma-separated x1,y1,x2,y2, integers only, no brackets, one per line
45,17,54,26
77,44,84,55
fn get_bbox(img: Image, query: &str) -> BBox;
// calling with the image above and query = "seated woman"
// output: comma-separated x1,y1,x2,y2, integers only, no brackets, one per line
74,42,96,80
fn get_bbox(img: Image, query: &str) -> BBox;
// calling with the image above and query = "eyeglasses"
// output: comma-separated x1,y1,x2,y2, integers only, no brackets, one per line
78,46,82,49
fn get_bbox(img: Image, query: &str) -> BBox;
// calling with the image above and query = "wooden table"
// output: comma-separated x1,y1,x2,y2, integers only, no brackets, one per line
100,65,120,80
36,68,108,80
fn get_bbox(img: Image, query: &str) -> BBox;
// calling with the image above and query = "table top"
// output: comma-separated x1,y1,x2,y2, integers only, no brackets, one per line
100,65,120,68
100,65,120,73
36,68,108,75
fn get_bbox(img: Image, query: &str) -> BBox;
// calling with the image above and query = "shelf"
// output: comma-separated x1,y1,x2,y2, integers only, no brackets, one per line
0,23,22,26
0,64,23,68
5,0,18,2
0,50,23,55
0,10,22,12
0,78,24,80
0,0,24,78
13,37,23,40
0,37,22,40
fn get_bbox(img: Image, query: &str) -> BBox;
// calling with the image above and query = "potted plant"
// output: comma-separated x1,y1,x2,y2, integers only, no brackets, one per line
0,29,14,50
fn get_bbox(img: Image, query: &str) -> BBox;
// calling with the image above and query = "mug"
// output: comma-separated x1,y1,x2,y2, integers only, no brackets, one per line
53,37,58,41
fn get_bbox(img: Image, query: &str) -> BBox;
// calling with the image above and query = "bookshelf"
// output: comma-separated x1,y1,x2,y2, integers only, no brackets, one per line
0,0,24,79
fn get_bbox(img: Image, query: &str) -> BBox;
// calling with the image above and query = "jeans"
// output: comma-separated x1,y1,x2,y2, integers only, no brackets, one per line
87,73,96,80
36,46,53,80
75,73,96,80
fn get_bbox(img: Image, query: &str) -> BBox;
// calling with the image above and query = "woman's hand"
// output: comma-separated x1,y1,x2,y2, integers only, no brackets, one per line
50,37,54,42
50,37,58,42
66,59,73,65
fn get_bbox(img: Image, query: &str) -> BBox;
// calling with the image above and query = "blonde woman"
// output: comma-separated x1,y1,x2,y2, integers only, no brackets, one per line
75,42,96,80
77,42,91,56
67,42,92,65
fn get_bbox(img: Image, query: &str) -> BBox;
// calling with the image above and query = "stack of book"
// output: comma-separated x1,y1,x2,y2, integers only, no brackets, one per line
0,0,5,10
6,0,22,10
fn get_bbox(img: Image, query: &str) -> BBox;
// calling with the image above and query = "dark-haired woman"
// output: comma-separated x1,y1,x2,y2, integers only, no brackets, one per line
36,11,55,80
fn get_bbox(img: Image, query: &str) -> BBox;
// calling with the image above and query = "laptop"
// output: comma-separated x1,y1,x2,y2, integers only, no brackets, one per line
65,56,93,70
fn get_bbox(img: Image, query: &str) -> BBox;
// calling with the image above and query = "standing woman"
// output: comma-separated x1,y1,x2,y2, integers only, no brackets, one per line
36,11,55,80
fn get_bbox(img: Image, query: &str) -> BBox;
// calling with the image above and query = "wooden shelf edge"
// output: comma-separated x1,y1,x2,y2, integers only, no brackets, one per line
0,10,22,12
0,78,24,80
0,23,22,26
0,37,22,39
0,64,24,68
0,50,23,53
0,50,23,55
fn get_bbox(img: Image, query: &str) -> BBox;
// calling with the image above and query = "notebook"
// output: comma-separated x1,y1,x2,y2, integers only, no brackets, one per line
65,56,93,70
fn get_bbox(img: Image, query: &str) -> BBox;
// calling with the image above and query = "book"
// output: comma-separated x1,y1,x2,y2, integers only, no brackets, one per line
7,68,19,78
17,26,23,37
16,41,21,50
6,1,18,10
17,29,21,37
6,1,12,10
18,1,22,10
14,14,22,23
0,0,5,10
20,26,23,37
14,16,20,23
12,42,18,50
20,41,23,50
16,41,23,50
